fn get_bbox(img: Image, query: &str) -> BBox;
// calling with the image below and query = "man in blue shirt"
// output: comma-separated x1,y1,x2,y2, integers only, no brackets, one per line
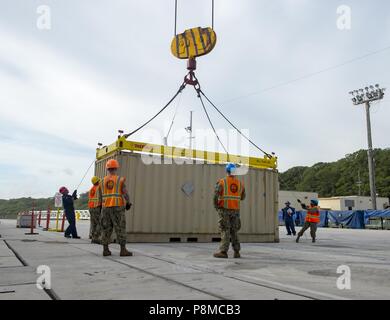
282,201,296,236
59,187,80,239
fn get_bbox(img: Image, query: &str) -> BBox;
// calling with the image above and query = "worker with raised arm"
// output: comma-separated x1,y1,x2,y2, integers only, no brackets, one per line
60,187,80,239
101,159,132,257
213,163,246,259
296,199,320,243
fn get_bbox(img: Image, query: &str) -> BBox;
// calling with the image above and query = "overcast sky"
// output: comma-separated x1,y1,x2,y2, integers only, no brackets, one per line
0,0,389,199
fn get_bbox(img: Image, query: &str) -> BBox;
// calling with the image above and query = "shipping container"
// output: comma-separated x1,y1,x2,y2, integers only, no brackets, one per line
95,147,279,243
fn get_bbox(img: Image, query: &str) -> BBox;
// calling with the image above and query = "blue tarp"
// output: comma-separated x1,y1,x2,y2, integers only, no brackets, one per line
364,210,390,224
327,210,365,229
277,209,389,229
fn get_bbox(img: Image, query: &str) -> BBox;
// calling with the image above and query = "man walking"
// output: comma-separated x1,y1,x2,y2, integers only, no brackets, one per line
101,159,132,257
88,176,102,244
59,186,80,239
282,201,296,236
213,163,246,259
296,199,320,243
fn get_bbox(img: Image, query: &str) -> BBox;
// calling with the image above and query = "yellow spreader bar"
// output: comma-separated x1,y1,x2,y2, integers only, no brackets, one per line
96,136,277,170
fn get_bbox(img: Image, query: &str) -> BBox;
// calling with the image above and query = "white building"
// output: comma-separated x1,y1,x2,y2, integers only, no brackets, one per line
279,191,319,211
319,196,389,211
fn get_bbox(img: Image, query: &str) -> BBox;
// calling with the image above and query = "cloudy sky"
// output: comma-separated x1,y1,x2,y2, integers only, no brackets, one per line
0,0,389,199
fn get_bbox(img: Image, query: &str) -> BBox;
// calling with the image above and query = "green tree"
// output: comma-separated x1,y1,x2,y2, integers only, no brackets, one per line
280,149,390,198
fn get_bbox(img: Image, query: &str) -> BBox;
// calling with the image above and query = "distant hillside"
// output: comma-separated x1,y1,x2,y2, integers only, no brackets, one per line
280,149,390,198
0,192,88,219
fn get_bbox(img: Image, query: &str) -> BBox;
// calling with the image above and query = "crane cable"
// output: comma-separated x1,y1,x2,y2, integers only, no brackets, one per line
165,91,183,142
123,81,273,159
174,0,215,36
75,159,96,191
124,83,186,139
198,89,273,159
212,0,214,30
195,87,229,155
174,0,178,36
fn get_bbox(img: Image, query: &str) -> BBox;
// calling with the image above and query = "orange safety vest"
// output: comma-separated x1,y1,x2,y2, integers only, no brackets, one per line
101,175,125,208
305,206,321,223
217,176,243,210
88,184,102,208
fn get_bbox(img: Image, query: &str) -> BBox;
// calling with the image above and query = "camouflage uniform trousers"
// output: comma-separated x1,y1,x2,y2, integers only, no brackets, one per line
218,208,241,252
297,221,318,240
89,207,102,241
101,206,127,246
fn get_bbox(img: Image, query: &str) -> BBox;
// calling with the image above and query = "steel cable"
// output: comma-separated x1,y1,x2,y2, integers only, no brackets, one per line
199,89,272,158
75,159,96,191
124,83,186,139
196,88,229,155
165,91,183,142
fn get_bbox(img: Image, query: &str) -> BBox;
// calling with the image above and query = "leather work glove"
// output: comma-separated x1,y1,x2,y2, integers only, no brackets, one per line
125,202,132,211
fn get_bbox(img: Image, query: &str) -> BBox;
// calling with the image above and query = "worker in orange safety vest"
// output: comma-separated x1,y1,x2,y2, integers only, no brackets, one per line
88,176,102,244
213,163,246,259
296,199,321,243
101,159,133,257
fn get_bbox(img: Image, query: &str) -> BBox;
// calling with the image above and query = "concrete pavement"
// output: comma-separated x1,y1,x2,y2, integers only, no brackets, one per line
0,219,389,300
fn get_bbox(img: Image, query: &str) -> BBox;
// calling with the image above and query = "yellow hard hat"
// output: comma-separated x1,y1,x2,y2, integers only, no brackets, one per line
91,176,100,185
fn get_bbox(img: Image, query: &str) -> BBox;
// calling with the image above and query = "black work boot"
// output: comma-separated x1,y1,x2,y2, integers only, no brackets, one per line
103,244,111,256
213,251,228,258
312,238,316,243
233,251,241,258
296,235,301,243
120,245,133,257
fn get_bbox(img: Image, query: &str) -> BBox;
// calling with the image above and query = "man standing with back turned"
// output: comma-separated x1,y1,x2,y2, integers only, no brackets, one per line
213,163,246,259
88,176,102,244
101,159,132,257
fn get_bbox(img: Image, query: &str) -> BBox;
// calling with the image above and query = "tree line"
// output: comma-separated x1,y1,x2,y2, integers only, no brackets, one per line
279,148,390,198
0,193,89,219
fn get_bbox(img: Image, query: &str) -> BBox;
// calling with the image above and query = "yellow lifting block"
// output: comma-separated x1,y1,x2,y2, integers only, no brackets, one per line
171,27,217,59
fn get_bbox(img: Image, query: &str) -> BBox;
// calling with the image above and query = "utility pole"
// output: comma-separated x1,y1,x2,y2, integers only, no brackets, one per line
356,170,362,197
349,84,386,210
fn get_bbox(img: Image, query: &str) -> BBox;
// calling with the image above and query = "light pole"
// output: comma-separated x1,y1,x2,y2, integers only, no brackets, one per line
349,84,385,210
185,111,195,149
